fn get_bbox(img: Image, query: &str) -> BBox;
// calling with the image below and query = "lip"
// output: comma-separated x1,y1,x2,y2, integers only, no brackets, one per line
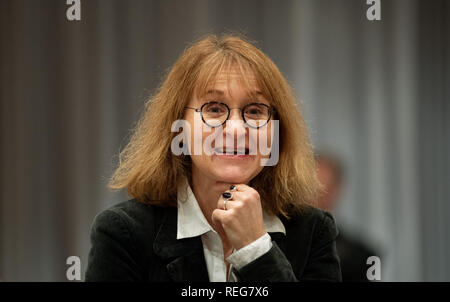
213,149,253,159
214,148,250,155
213,153,252,160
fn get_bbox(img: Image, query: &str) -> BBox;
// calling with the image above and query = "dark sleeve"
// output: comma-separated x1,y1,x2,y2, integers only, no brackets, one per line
85,209,143,282
301,211,342,282
232,241,298,281
232,211,342,282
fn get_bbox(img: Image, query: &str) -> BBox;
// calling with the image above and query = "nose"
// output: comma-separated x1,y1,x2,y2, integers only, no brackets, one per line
225,108,247,129
228,108,244,121
223,109,247,147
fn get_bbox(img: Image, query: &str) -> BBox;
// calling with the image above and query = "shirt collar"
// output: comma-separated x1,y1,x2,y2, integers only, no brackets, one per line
177,179,213,239
177,179,286,240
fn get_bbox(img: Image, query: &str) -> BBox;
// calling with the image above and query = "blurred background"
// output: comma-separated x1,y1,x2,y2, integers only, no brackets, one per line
0,0,449,281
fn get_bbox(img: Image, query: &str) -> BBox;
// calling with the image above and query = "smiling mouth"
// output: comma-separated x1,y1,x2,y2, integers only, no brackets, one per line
214,148,250,155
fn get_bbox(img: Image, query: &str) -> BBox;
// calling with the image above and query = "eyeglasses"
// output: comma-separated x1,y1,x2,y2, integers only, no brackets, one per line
185,101,275,129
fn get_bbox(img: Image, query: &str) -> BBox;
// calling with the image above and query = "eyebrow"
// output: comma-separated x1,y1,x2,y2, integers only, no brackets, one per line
205,89,224,96
204,89,263,96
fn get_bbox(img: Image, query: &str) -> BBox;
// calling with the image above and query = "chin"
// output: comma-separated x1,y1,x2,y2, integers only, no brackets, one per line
212,165,261,184
214,173,249,184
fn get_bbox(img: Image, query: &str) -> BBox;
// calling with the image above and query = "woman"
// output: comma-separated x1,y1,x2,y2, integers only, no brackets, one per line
85,34,341,282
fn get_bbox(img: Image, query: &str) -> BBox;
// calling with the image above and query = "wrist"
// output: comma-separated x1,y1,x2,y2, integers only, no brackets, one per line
227,233,272,270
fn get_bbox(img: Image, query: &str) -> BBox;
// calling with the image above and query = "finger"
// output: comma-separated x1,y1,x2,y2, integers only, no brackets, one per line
217,193,237,210
231,183,254,192
211,208,228,225
234,185,260,199
216,182,239,192
211,209,229,242
229,184,238,192
222,183,247,192
223,190,260,209
222,190,249,203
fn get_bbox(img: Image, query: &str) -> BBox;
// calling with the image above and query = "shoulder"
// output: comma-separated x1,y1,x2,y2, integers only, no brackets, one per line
93,198,168,225
86,199,170,281
279,206,341,281
280,205,339,251
283,205,338,236
89,199,170,250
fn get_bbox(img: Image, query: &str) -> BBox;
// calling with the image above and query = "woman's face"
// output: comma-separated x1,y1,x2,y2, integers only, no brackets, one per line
184,70,272,185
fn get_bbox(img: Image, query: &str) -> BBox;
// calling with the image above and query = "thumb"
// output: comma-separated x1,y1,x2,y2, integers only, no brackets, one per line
211,208,227,224
211,209,228,240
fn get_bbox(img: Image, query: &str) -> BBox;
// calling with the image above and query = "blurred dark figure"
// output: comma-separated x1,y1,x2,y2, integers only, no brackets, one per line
315,152,377,282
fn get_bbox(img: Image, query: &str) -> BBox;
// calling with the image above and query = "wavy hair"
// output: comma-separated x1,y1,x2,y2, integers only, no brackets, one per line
108,34,320,218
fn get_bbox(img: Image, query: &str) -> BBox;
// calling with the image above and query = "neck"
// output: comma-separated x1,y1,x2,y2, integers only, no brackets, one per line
190,168,232,229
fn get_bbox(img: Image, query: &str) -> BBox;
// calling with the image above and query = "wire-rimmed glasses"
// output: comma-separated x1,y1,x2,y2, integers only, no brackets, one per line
185,101,274,129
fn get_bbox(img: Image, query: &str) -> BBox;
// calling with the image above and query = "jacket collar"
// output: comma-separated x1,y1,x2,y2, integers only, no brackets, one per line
153,206,209,281
153,206,287,281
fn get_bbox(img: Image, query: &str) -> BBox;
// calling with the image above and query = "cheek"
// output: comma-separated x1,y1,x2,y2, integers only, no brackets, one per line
186,114,212,153
266,123,272,146
252,124,273,156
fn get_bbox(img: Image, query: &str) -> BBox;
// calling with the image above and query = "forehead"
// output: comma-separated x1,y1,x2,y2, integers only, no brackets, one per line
194,67,266,101
207,69,257,86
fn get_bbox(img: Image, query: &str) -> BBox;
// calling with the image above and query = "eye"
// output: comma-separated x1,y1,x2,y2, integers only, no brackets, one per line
202,102,228,115
209,106,224,113
244,104,269,117
246,107,263,115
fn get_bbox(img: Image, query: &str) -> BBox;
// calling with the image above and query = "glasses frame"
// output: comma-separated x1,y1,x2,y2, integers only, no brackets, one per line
185,101,275,129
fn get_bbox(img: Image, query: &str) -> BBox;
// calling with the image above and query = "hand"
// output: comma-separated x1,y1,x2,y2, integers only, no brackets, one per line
211,184,267,250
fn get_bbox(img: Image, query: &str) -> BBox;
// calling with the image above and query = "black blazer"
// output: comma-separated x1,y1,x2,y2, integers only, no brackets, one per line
85,198,342,282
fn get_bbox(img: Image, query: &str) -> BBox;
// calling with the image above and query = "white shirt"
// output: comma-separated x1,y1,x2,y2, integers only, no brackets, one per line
176,180,286,282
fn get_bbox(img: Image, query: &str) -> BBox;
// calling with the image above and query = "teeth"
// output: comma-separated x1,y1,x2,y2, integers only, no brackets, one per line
215,149,248,155
227,150,245,155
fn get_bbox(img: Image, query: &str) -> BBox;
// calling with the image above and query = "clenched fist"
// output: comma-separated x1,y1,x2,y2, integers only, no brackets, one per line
211,184,267,251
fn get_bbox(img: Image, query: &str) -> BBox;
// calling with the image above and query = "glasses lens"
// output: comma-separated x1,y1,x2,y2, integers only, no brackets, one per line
201,102,228,127
244,104,270,128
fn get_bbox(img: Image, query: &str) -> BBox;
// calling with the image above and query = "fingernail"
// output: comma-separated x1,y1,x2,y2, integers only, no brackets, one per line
222,192,232,199
230,185,235,190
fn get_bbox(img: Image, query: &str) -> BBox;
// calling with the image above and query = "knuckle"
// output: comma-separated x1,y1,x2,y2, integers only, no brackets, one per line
241,192,252,202
222,214,233,226
250,189,260,199
212,209,220,220
234,201,245,209
243,190,259,204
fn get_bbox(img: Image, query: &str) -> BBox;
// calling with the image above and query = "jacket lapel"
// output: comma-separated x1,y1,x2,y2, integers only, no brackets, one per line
153,207,288,281
268,231,287,252
153,207,209,281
